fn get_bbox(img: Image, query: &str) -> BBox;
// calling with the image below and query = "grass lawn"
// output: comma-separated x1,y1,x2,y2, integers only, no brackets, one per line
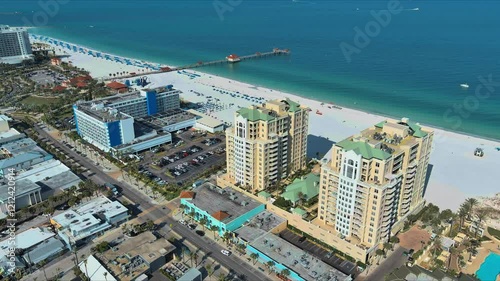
487,227,500,240
21,95,61,105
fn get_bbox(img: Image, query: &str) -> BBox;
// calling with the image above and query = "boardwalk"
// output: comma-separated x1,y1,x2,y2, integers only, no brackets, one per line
104,48,290,81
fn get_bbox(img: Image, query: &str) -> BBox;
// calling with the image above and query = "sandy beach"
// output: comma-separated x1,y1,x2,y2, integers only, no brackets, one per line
33,36,500,211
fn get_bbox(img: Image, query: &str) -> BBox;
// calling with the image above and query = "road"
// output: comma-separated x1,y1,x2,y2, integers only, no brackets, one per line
355,246,407,281
33,124,270,281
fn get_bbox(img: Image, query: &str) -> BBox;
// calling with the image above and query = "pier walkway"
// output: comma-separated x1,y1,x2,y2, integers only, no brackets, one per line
105,48,290,81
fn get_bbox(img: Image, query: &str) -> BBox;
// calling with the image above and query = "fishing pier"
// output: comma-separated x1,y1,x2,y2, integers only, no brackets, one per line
105,48,290,80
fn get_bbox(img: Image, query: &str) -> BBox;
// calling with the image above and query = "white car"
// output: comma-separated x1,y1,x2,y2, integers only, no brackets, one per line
179,219,187,225
221,250,231,256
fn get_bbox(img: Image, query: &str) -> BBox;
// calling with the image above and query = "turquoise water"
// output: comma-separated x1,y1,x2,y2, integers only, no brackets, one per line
2,0,500,140
476,252,500,281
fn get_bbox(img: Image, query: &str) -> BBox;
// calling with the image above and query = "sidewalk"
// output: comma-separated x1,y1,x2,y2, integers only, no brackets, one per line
63,133,164,205
171,211,280,280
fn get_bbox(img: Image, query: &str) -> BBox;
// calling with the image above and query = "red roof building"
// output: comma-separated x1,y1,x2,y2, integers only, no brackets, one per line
76,81,87,88
179,191,195,199
160,67,172,72
226,54,241,63
211,211,230,222
52,85,67,92
106,81,128,93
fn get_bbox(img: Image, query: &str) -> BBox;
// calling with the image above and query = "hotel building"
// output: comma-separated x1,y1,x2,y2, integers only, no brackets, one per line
0,25,33,64
73,86,196,153
317,118,433,249
225,99,309,191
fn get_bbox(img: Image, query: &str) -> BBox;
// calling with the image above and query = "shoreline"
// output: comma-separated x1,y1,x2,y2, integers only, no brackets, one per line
31,33,500,142
30,34,500,211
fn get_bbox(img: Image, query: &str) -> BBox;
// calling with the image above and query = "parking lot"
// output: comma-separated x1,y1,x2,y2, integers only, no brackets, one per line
26,69,67,86
279,229,359,277
140,131,226,186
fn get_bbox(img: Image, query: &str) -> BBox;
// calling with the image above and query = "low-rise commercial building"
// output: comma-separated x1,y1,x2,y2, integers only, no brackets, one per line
247,232,352,281
0,119,81,217
51,196,129,248
102,232,176,281
180,182,265,235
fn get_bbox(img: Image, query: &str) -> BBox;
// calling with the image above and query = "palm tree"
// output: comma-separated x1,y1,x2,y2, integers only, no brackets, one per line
206,264,214,280
266,260,276,274
281,269,291,280
199,217,208,231
433,236,442,257
465,198,478,219
193,251,199,267
297,191,305,206
474,209,488,237
383,242,392,255
189,210,196,223
210,225,219,239
236,243,246,255
375,249,384,265
217,273,227,281
458,205,468,229
222,232,231,245
250,252,259,265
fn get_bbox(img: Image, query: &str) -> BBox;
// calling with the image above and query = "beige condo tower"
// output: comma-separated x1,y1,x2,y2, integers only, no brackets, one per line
225,99,309,191
318,118,433,249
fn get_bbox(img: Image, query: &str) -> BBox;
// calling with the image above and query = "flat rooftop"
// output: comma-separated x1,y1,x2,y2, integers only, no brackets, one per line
103,232,175,281
0,227,55,256
187,183,262,224
251,232,351,281
0,178,40,201
79,87,180,106
52,196,128,228
77,103,132,122
234,210,286,243
140,109,196,128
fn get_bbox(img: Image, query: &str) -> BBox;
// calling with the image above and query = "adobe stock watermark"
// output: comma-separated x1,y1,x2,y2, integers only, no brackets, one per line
4,168,17,276
213,0,242,21
339,0,403,63
443,74,499,131
22,0,69,27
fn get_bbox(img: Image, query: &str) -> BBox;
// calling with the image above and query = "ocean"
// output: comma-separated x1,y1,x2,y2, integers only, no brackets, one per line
2,0,500,140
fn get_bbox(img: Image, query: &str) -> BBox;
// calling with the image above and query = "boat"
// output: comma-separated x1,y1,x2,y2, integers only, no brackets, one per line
412,8,420,11
460,83,469,89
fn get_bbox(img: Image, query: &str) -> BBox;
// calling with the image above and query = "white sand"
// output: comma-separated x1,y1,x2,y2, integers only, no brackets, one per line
35,36,500,211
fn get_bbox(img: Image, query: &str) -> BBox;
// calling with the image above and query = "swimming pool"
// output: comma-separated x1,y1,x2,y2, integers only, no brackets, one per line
476,252,500,281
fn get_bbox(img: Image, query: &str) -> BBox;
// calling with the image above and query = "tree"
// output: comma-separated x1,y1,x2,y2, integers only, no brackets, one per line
236,243,246,255
433,236,442,257
474,209,488,238
390,236,400,245
266,260,276,273
189,210,196,223
465,198,478,219
383,242,392,254
250,252,259,265
222,232,231,245
458,205,468,229
281,268,291,280
375,249,384,265
39,260,49,281
199,217,208,231
210,225,219,239
217,273,227,281
206,264,214,280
